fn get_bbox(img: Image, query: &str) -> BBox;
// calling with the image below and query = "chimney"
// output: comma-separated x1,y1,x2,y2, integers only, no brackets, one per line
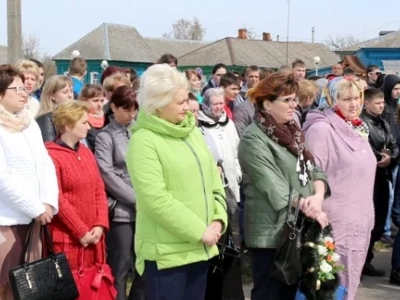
262,32,272,41
311,27,315,43
238,28,248,39
277,35,280,42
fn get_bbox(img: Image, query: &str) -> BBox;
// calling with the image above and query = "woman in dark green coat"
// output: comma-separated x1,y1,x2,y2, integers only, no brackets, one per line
238,72,331,300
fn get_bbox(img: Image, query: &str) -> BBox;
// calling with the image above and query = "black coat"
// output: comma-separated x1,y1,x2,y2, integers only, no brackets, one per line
361,110,399,182
36,112,57,143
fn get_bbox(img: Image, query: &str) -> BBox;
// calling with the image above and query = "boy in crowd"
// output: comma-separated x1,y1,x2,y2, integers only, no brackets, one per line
68,57,87,98
360,88,399,277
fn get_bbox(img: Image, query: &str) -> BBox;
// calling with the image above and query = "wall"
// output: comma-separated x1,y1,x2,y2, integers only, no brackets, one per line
55,60,152,83
356,48,400,71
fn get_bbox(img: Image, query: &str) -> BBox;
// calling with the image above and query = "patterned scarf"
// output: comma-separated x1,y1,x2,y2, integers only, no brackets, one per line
254,107,315,186
335,108,369,138
0,104,31,133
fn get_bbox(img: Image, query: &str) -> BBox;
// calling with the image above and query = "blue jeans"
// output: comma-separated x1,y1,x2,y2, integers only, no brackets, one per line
391,165,400,269
385,165,398,237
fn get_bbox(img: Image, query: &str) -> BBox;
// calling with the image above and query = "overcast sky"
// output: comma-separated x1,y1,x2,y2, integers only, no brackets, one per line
1,0,400,56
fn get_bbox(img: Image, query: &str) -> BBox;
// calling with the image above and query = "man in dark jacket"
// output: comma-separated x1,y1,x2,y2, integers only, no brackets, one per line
361,88,399,277
380,74,400,245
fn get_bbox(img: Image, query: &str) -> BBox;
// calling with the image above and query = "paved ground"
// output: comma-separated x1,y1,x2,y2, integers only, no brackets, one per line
242,249,400,300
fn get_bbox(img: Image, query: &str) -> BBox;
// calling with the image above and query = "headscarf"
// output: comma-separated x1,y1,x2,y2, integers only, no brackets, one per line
201,87,225,122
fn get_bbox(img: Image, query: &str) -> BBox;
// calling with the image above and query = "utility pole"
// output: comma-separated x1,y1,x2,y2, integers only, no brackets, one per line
7,0,23,63
285,0,291,66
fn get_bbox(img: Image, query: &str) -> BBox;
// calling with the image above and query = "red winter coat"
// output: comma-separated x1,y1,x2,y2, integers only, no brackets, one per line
46,142,109,269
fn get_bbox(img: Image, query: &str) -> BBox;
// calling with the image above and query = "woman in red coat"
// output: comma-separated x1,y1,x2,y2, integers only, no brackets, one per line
45,100,109,271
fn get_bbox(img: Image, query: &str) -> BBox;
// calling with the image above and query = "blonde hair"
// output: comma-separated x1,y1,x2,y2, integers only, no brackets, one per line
103,72,131,94
37,75,73,118
297,80,318,105
53,101,90,136
15,59,39,90
335,78,364,114
138,64,189,114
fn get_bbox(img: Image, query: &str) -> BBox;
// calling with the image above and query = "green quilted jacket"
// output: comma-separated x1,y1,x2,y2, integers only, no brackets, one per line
126,110,227,275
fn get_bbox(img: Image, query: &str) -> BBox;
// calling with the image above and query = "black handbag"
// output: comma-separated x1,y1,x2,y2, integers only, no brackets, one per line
9,222,79,300
217,160,238,216
270,187,304,286
206,192,245,300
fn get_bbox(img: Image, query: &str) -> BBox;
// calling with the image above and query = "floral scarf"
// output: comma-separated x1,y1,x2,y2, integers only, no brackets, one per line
254,107,315,186
201,94,221,122
0,105,31,133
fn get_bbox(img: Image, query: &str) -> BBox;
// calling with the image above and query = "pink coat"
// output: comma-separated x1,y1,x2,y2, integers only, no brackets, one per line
303,109,376,300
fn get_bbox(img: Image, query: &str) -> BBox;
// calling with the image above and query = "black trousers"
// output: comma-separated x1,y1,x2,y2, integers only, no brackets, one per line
251,248,297,300
106,221,145,300
144,260,208,300
366,179,390,263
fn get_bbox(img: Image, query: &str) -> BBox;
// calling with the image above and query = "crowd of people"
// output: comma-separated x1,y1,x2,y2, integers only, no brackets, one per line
0,52,399,300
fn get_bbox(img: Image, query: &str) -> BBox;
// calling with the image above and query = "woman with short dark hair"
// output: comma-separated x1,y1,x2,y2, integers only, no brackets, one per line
0,64,58,300
94,85,142,300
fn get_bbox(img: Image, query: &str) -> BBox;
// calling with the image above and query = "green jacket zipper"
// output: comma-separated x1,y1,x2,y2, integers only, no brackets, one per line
182,138,210,258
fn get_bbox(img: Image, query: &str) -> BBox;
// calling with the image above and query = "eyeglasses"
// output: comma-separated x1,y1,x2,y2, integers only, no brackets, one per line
7,86,27,94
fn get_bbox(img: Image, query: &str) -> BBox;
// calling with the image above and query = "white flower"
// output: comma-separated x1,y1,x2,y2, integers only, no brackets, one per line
324,237,334,244
317,245,328,256
320,260,333,273
332,253,341,262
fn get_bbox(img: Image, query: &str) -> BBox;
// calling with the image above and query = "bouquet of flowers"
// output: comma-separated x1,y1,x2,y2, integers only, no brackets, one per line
296,222,346,300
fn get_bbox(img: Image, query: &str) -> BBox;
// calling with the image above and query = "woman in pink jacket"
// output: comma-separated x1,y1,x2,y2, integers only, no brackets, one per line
303,77,376,300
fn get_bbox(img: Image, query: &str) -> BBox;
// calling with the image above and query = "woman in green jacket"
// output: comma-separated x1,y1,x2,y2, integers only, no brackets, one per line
238,72,330,300
126,64,227,300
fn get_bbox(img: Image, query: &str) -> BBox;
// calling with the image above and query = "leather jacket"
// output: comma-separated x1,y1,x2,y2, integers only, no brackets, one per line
361,110,399,182
36,112,57,143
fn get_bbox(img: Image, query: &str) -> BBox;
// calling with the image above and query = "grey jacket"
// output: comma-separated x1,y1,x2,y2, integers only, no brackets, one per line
94,121,136,222
233,100,255,138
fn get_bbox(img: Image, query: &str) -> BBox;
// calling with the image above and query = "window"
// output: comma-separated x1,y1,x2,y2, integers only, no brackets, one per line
90,72,99,84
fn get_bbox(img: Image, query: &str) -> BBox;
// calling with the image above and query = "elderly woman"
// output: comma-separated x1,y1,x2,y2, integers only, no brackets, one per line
45,101,110,295
303,77,376,300
0,64,58,300
198,87,241,203
36,75,73,142
14,59,41,118
238,72,330,300
126,64,227,300
94,85,142,300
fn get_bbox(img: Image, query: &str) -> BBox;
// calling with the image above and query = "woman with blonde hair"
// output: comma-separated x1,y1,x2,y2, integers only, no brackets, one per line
126,64,227,300
36,75,73,142
14,59,40,118
303,78,376,299
45,101,113,297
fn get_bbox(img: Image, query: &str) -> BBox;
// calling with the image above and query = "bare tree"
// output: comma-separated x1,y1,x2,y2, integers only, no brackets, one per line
325,34,361,51
41,53,57,80
22,33,41,59
247,29,258,40
162,18,206,40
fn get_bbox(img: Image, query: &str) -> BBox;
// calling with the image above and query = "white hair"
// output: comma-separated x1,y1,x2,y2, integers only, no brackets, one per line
137,64,189,114
203,87,225,104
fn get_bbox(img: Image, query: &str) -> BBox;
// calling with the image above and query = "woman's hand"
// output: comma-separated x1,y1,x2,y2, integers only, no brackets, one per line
34,204,54,225
79,232,94,247
201,225,221,247
301,193,324,219
314,211,329,228
89,226,104,244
